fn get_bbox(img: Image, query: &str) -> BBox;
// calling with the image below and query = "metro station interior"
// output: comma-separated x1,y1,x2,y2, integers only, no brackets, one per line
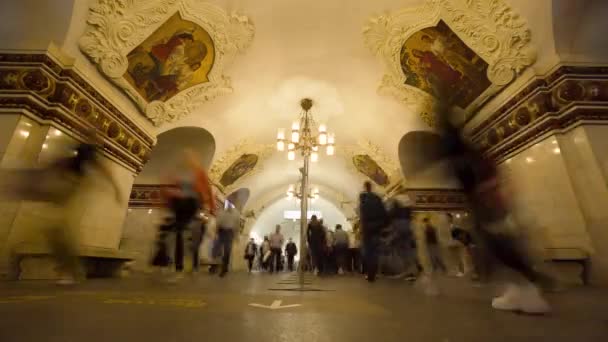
1,0,608,341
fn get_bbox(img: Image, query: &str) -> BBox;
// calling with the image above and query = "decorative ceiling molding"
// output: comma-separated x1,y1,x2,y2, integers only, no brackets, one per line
470,65,608,163
79,0,254,126
209,140,274,193
363,0,536,126
129,183,225,210
406,188,468,211
341,140,400,188
0,52,154,173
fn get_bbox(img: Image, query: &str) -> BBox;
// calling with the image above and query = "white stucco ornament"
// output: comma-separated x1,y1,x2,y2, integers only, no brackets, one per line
341,140,401,188
209,140,274,193
363,0,536,126
79,0,255,126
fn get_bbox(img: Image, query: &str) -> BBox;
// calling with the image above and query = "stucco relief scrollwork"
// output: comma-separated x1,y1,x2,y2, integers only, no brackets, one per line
341,140,401,189
363,0,536,126
209,140,274,193
79,0,254,126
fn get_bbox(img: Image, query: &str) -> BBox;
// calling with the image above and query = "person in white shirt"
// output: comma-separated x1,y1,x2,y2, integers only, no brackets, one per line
216,206,241,277
333,225,349,275
269,225,285,273
347,227,362,273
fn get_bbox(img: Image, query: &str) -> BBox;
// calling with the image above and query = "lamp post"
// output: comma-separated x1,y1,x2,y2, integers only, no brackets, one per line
276,98,334,289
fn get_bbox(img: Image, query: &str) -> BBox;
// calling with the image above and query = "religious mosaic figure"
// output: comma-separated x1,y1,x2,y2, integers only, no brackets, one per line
400,21,491,109
125,13,215,103
353,154,389,187
220,154,259,188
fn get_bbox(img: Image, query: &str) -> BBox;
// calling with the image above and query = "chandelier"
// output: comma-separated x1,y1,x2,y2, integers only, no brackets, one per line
274,98,335,289
276,98,335,161
287,183,320,201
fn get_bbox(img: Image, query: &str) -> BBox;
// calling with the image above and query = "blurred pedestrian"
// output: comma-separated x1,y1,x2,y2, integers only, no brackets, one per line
423,217,446,273
388,194,416,279
359,181,388,282
324,226,336,274
1,127,122,284
216,205,240,277
244,238,257,273
445,213,465,277
269,225,284,273
436,98,551,314
347,225,362,274
285,238,298,272
307,215,326,275
333,225,348,275
161,150,215,282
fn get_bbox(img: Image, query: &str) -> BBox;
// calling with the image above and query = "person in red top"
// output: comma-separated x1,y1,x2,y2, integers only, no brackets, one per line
159,150,215,281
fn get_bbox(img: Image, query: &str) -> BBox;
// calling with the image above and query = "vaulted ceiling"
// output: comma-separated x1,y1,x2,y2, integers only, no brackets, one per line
5,0,605,216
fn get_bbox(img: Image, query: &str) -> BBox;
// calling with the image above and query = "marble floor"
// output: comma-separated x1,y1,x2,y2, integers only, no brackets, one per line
0,272,607,342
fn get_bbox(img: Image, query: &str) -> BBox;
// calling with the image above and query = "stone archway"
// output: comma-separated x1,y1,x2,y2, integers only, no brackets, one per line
226,188,250,211
552,0,608,63
398,130,458,189
136,126,216,184
122,126,216,271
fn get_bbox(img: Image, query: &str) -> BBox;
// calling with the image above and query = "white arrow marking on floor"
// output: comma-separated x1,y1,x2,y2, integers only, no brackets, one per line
249,300,302,310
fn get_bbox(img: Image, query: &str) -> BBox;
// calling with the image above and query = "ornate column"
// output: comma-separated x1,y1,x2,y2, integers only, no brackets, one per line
470,65,608,285
0,50,155,278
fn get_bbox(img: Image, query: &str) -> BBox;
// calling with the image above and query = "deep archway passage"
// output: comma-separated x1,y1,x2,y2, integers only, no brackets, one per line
398,131,459,188
136,126,216,184
226,188,250,211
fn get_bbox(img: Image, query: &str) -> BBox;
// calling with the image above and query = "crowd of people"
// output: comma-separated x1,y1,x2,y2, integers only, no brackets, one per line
0,97,554,315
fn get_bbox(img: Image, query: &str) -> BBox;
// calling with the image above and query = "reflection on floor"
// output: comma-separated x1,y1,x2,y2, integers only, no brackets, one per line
0,273,607,342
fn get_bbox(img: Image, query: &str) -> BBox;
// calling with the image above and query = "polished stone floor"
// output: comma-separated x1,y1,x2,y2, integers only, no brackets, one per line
0,272,607,342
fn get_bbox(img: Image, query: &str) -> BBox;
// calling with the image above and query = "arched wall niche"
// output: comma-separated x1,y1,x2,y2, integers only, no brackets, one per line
0,0,76,50
226,188,250,211
136,126,215,184
398,131,459,189
552,0,608,63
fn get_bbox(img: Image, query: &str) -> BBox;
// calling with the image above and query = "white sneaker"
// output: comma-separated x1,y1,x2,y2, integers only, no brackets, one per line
387,272,407,280
57,276,76,285
314,269,319,276
492,284,522,311
338,268,345,275
455,271,465,278
519,284,551,314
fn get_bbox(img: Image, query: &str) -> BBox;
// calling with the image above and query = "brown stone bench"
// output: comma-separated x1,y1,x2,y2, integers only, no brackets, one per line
12,246,135,280
544,248,590,285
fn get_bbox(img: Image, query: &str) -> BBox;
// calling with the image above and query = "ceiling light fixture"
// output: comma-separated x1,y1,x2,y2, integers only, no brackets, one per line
275,98,335,288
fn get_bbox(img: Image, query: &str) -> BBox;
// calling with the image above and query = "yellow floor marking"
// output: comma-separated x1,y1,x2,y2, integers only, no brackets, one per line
103,298,206,308
0,295,56,304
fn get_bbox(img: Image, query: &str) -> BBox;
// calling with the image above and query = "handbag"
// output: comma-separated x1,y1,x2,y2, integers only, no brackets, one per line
263,250,272,262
